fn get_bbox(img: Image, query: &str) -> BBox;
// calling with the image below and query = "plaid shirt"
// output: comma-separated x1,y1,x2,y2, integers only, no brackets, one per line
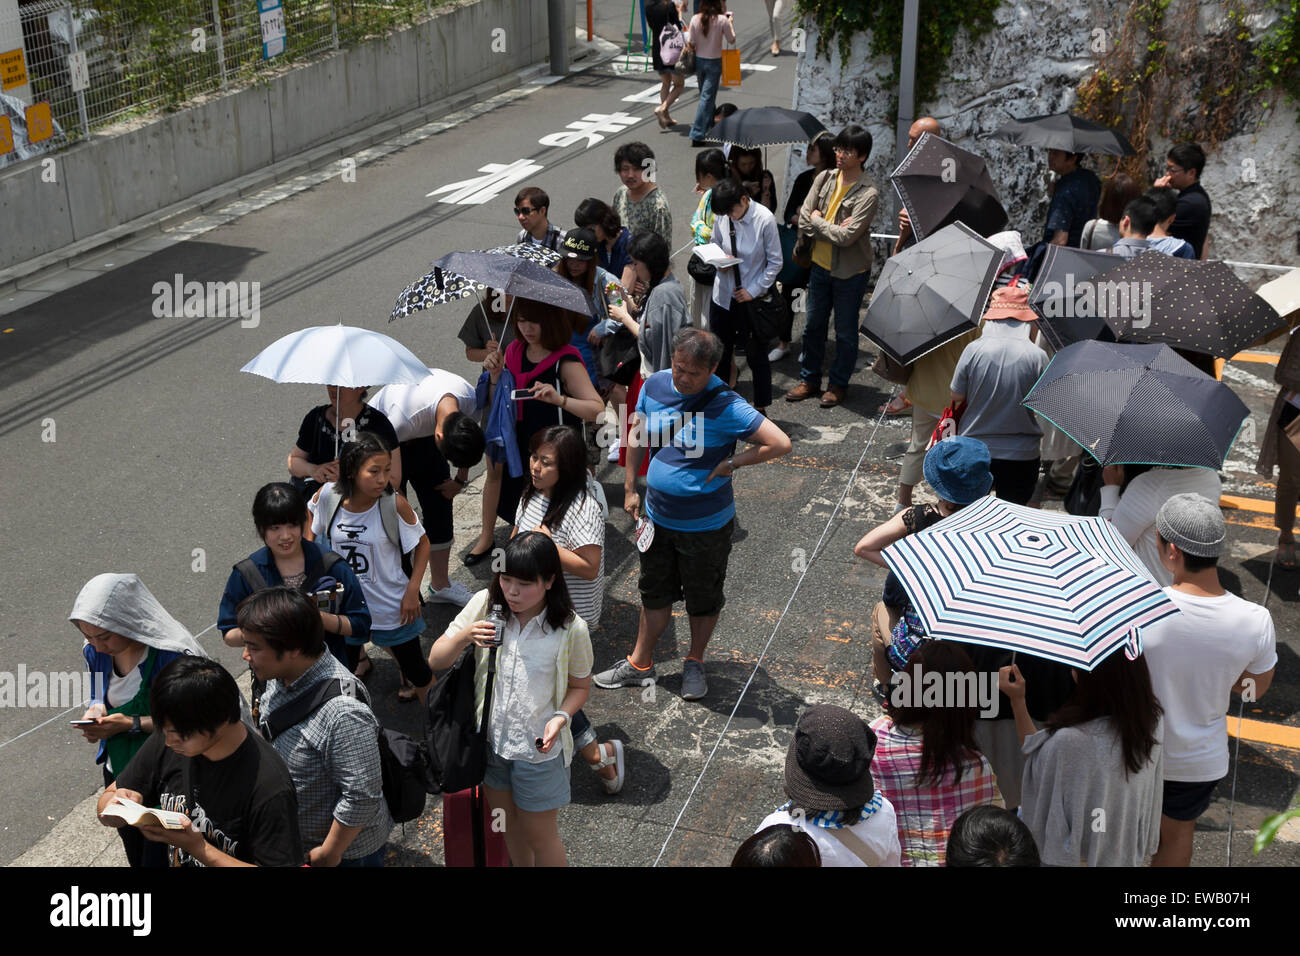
260,653,391,860
869,715,1002,866
517,224,566,251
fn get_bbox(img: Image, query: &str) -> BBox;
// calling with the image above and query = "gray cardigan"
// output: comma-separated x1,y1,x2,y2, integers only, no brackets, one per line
1020,716,1164,867
638,273,690,376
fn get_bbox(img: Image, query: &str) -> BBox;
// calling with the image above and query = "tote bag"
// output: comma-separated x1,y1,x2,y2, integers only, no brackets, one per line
721,45,742,87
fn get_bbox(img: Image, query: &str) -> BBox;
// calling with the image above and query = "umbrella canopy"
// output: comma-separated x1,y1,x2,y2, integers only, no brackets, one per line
882,496,1180,670
890,131,1007,240
1029,244,1123,350
860,222,1003,365
989,112,1135,156
240,324,430,388
701,106,827,148
1090,251,1282,356
391,243,563,320
1256,267,1300,326
1023,341,1250,468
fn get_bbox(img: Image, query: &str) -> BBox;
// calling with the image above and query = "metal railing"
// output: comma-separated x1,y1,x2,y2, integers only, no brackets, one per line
1,0,442,167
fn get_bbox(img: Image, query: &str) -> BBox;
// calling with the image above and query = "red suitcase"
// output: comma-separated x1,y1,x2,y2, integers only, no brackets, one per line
442,786,509,867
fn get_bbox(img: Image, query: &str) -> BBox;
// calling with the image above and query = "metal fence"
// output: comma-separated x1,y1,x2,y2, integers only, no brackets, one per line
1,0,442,167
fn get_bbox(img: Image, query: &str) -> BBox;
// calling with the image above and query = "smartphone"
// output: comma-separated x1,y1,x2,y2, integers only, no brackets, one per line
510,389,535,401
70,719,97,726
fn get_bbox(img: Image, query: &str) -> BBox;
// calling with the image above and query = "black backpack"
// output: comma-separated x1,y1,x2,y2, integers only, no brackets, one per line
424,644,497,794
260,677,433,824
235,548,346,597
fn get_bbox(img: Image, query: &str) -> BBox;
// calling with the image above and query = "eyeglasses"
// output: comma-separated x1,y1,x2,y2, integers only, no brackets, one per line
514,206,535,216
1164,164,1185,175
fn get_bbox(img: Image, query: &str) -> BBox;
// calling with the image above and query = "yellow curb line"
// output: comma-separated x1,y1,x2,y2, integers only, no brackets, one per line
1221,494,1275,515
1226,716,1300,750
1232,351,1281,366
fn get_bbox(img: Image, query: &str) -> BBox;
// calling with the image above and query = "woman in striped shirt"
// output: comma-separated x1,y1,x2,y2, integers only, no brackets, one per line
870,640,1002,866
512,425,625,794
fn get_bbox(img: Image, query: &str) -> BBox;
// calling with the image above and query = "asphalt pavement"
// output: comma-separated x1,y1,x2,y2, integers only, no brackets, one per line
2,1,1296,867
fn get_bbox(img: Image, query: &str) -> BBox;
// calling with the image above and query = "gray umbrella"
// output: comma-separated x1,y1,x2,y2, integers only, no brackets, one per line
860,222,1004,365
989,112,1136,156
1023,341,1249,468
890,132,1007,240
390,244,565,320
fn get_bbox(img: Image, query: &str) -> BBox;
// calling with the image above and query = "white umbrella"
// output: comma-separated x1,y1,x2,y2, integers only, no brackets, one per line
241,323,430,456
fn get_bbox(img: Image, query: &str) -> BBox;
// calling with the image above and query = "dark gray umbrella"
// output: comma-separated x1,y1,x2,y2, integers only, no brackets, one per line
1023,341,1249,468
1093,251,1283,356
701,106,827,148
391,244,565,320
990,112,1135,156
890,132,1007,240
1029,244,1122,350
859,222,1004,365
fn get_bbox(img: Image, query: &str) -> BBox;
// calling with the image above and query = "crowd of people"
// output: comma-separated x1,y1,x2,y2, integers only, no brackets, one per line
68,5,1287,868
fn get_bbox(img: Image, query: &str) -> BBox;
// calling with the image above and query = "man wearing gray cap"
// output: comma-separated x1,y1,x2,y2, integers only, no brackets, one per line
1140,494,1277,867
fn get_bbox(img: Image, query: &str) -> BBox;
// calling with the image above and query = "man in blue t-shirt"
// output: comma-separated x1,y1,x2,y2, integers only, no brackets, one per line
1043,150,1101,249
594,329,791,701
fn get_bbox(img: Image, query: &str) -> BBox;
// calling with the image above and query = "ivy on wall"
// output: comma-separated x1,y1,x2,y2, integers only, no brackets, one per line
792,0,1001,119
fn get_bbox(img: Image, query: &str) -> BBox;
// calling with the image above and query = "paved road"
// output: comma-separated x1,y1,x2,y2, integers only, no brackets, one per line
2,1,1296,867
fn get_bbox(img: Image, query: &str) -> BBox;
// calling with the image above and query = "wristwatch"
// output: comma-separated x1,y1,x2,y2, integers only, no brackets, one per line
131,715,142,735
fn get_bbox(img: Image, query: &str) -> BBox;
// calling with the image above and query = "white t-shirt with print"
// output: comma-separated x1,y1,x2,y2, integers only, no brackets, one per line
1141,588,1277,781
514,490,605,626
757,799,902,868
309,485,425,630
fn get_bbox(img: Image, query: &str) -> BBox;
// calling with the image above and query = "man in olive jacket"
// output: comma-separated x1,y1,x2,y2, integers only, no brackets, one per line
786,124,880,409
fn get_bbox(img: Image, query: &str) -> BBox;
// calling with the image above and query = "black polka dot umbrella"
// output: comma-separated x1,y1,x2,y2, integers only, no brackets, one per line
390,243,564,320
1022,340,1249,468
1086,250,1282,357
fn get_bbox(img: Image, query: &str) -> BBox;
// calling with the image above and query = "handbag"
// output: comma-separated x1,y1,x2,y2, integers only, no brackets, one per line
927,400,966,449
687,249,717,284
871,352,912,385
749,289,789,343
659,23,685,66
675,45,695,75
721,44,741,86
425,643,498,794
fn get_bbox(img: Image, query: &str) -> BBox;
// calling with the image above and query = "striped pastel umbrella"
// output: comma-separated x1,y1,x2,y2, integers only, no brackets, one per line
881,496,1180,670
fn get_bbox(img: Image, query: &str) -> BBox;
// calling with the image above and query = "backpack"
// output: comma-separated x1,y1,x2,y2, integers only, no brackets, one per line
260,676,433,824
234,547,346,597
424,643,498,794
659,23,686,66
316,485,420,586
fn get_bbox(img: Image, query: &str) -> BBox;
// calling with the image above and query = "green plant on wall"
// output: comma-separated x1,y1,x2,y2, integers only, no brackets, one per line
793,0,1002,119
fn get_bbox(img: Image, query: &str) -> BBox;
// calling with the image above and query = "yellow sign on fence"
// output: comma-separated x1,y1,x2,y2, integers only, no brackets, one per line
0,116,12,155
26,102,53,143
0,48,27,91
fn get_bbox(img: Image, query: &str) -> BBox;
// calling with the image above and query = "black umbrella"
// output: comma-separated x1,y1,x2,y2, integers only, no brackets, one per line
859,222,1003,365
889,131,1007,240
1091,251,1282,356
391,244,568,320
990,112,1135,156
1029,244,1123,349
1023,341,1249,468
701,106,827,148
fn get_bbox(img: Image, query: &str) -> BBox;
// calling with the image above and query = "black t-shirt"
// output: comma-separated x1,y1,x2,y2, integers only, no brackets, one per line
784,167,819,225
1170,182,1211,258
295,404,400,465
645,1,683,72
115,727,304,867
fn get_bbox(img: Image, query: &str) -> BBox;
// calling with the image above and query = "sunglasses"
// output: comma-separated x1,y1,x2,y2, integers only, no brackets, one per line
514,206,535,216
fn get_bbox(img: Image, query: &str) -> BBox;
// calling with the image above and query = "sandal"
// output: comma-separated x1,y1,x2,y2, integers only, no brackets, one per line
592,739,625,795
397,678,418,703
353,654,373,680
878,395,912,416
1278,539,1297,570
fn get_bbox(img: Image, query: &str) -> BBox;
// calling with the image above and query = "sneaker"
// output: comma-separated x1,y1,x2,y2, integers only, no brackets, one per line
593,658,657,689
594,739,626,795
768,344,789,362
423,581,475,607
681,659,708,700
785,380,819,402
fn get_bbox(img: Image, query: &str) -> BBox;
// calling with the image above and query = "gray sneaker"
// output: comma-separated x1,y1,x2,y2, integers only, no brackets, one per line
593,658,657,689
681,659,708,700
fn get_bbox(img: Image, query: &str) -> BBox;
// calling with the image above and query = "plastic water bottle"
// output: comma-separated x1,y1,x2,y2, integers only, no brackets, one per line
487,602,507,646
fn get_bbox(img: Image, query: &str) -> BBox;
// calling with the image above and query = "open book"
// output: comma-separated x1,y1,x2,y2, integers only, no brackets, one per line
691,244,742,269
102,796,189,830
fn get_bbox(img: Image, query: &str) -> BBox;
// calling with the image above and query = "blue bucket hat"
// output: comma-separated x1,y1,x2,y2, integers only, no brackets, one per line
923,436,993,505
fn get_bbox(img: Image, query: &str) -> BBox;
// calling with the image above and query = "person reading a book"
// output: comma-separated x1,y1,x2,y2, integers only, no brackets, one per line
96,657,304,867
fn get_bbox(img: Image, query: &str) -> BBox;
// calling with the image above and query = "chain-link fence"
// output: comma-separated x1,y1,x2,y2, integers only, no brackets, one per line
1,0,443,167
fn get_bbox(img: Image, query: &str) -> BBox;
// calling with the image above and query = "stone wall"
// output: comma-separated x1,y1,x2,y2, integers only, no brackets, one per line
788,1,1300,286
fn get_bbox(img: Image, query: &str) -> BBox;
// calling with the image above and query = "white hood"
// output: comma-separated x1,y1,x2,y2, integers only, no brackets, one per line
69,573,206,658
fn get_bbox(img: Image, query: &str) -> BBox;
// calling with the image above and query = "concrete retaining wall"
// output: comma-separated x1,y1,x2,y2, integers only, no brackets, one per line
1,0,559,272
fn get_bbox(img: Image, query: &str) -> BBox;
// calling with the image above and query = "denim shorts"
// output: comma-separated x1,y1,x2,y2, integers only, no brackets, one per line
352,617,425,648
483,748,571,812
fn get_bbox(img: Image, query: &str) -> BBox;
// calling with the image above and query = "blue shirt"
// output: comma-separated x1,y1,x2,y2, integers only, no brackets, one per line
1044,168,1102,247
636,372,762,532
1148,235,1196,259
600,228,633,279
